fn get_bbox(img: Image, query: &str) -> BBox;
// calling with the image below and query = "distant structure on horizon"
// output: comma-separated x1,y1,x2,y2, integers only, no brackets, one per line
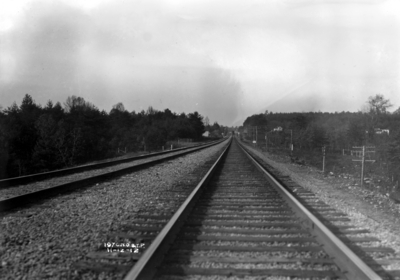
374,128,389,135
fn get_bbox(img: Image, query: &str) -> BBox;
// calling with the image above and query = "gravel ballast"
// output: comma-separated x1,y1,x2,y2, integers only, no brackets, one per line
0,143,220,200
0,140,228,280
241,142,400,271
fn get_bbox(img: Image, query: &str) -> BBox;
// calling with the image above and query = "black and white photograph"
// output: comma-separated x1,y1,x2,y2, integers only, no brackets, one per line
1,0,400,279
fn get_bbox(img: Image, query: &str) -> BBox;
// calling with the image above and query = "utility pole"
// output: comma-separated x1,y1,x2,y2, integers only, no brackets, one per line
322,146,326,172
361,146,365,185
290,129,293,156
290,129,292,144
256,126,258,145
352,146,375,187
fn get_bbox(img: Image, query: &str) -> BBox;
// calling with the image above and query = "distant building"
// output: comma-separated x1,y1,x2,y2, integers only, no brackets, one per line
202,131,210,137
374,128,390,135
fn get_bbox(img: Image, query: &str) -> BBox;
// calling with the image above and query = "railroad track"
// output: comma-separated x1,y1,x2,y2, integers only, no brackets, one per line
114,138,399,280
0,139,223,189
0,138,226,212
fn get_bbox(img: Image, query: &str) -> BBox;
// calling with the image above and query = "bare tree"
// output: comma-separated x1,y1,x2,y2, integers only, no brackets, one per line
366,94,392,126
112,102,125,112
367,94,392,115
64,96,96,112
52,120,83,167
146,106,157,115
204,116,210,126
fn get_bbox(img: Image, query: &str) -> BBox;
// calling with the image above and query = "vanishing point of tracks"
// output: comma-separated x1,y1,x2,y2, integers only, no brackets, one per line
4,137,400,279
120,138,399,280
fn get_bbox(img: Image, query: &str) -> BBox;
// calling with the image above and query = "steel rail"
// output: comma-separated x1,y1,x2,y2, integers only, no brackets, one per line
0,139,225,188
236,139,382,280
123,138,232,280
0,138,230,212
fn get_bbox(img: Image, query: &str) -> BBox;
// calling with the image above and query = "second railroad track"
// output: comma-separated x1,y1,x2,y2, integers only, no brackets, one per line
0,139,226,212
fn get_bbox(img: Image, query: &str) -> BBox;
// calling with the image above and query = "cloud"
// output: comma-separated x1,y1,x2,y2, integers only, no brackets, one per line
1,2,93,100
1,0,399,124
0,0,244,125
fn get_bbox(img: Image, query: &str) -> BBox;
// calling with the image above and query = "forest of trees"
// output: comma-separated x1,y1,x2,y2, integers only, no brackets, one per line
203,116,229,138
0,94,215,179
240,94,400,182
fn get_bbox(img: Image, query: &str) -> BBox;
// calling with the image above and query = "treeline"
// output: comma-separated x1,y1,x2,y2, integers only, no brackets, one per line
0,94,208,179
240,94,400,180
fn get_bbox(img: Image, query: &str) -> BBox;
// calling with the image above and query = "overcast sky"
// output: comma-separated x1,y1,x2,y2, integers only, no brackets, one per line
1,0,399,125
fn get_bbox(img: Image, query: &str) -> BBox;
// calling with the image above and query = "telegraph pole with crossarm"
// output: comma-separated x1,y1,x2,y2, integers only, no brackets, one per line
352,146,375,187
